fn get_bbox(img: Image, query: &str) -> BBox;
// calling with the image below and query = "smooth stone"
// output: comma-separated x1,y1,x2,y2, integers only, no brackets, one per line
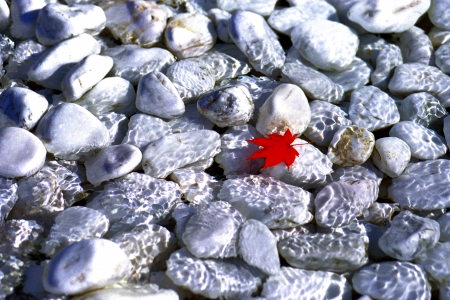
428,26,450,47
261,267,351,300
40,206,109,257
182,201,244,259
5,39,48,81
110,224,176,282
35,103,110,161
261,139,333,189
197,85,253,128
0,87,48,130
122,113,171,153
42,239,132,295
165,13,216,59
217,175,313,229
214,125,264,176
389,121,447,160
238,219,280,275
168,103,214,133
10,0,50,39
371,137,411,178
436,42,450,74
255,83,310,136
166,248,263,300
86,172,182,237
28,33,101,90
347,0,431,33
142,130,220,178
389,159,450,210
323,0,367,34
399,92,448,129
291,19,358,71
281,61,345,104
321,57,372,92
172,204,198,248
73,77,136,117
415,242,450,286
36,2,105,45
85,144,142,186
165,59,215,102
428,0,450,30
97,112,128,145
438,213,450,242
102,0,166,48
169,169,220,205
0,127,46,178
136,71,184,119
71,283,179,300
278,231,368,273
378,211,440,261
217,0,276,16
0,0,9,31
353,261,431,300
349,86,400,131
327,125,375,167
315,179,379,228
228,10,285,77
61,55,113,101
268,1,338,35
208,9,232,43
371,44,403,90
102,45,175,85
303,100,352,147
394,26,433,65
388,63,450,107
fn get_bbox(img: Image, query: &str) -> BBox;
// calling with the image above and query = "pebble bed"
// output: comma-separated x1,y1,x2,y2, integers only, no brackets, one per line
1,0,450,299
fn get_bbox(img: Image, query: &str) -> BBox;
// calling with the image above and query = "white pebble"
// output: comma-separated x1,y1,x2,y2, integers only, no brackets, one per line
10,0,47,39
371,137,411,178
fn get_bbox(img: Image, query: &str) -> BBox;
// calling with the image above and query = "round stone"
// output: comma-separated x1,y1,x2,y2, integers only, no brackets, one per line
0,127,46,178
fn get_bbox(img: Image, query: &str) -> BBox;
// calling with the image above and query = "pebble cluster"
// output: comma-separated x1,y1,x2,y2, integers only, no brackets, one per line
1,0,450,299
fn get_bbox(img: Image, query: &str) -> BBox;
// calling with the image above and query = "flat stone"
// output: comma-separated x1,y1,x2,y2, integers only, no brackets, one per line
28,33,101,90
261,267,351,300
389,121,447,160
102,45,175,85
73,77,136,117
327,125,375,167
291,19,358,71
42,239,132,295
0,87,48,130
142,130,220,178
85,144,142,186
36,3,105,45
61,55,113,101
228,10,285,77
165,13,216,59
0,127,46,178
217,175,313,229
371,137,411,178
347,0,431,33
136,71,184,119
352,261,431,300
35,103,110,161
378,211,440,261
40,207,109,257
121,113,171,153
102,0,166,48
349,86,400,131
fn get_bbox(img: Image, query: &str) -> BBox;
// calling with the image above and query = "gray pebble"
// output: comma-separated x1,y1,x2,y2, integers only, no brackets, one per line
331,160,384,185
389,121,447,160
321,57,372,92
0,0,9,31
428,0,450,30
168,103,214,133
0,177,18,226
136,71,184,119
72,283,178,300
10,0,48,39
378,211,440,261
217,0,277,16
208,9,232,43
0,127,46,178
388,159,450,210
0,87,48,130
357,33,388,66
97,112,128,145
394,26,433,65
169,169,220,205
228,10,285,77
437,212,450,242
35,103,110,161
349,86,400,131
352,261,431,300
399,92,448,129
371,137,411,178
278,231,368,273
415,242,450,286
371,44,403,90
5,39,48,81
435,42,450,74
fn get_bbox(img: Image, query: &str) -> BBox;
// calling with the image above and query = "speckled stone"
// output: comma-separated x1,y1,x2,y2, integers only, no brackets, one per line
371,137,411,178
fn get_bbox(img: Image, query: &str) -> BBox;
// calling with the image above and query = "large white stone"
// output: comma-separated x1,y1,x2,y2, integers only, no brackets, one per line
371,137,411,178
10,0,49,39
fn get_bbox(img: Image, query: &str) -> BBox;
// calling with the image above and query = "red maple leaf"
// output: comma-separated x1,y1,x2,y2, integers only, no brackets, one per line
246,129,310,170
